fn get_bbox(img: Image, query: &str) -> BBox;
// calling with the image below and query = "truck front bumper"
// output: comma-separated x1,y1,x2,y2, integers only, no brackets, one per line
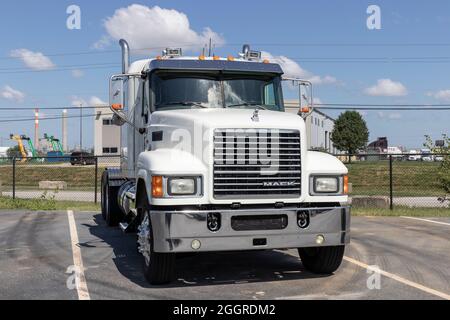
149,206,350,253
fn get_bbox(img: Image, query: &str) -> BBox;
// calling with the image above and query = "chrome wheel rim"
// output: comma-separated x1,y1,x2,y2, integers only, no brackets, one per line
137,212,151,265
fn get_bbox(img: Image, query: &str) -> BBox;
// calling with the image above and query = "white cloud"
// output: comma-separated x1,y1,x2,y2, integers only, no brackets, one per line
1,85,25,102
95,5,224,52
71,96,107,107
313,97,323,105
71,95,87,107
71,69,84,78
89,96,107,106
377,111,402,120
364,79,407,97
261,52,337,85
92,35,112,50
426,89,450,102
10,49,55,70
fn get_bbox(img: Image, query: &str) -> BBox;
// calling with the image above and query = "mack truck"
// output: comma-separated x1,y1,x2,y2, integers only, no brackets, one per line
101,39,350,284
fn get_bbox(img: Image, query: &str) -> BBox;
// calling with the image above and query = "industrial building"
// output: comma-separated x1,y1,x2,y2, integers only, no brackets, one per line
94,107,121,157
284,100,338,153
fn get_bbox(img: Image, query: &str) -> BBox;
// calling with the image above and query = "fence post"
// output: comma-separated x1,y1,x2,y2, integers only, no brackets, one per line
94,157,98,203
389,155,393,210
12,157,16,200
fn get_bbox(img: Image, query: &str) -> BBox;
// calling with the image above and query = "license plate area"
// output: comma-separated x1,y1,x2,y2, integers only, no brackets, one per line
231,214,288,231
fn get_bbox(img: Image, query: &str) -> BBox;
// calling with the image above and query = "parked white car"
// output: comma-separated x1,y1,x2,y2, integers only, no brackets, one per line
408,150,421,161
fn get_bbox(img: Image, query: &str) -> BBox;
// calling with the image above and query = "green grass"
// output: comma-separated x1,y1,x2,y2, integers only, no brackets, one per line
0,196,100,211
352,207,450,217
347,161,447,197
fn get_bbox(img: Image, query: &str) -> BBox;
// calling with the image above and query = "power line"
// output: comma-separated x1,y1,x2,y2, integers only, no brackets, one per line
0,62,118,71
0,64,119,74
316,107,450,110
0,105,109,110
252,42,450,47
315,103,450,107
0,112,114,123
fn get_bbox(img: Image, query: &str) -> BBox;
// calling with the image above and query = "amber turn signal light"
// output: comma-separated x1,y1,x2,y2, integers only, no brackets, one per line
152,176,163,198
343,175,349,194
300,106,310,113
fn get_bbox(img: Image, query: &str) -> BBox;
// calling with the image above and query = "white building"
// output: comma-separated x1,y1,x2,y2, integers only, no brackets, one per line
284,100,337,153
0,147,9,157
94,107,121,157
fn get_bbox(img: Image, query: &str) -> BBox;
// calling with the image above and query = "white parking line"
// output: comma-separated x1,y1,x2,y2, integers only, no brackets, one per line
67,210,90,300
400,216,450,227
343,256,450,300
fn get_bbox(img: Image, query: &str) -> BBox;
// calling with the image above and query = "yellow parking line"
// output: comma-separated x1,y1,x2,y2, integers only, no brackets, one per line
344,256,450,300
67,210,90,300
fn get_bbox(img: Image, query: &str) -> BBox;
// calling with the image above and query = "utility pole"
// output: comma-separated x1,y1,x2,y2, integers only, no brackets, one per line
208,38,212,57
80,103,83,151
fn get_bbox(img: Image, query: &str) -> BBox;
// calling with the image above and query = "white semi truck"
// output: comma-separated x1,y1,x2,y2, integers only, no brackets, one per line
101,39,350,284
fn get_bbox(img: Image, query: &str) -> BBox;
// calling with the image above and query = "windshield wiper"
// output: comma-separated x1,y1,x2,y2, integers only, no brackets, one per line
227,102,268,110
156,101,208,108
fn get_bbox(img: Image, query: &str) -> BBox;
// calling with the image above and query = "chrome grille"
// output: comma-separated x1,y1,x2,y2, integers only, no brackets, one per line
213,129,301,199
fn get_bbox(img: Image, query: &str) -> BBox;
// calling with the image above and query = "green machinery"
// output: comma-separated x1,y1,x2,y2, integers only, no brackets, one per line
9,134,39,161
20,135,39,157
43,133,64,153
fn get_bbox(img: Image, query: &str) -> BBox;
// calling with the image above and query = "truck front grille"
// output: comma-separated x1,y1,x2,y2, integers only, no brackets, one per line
213,129,301,199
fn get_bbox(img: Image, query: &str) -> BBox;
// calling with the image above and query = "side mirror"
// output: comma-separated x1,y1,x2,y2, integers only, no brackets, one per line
109,73,142,130
282,78,314,118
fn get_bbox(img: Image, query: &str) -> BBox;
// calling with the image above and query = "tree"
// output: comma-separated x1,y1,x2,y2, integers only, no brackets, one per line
331,111,369,161
424,134,450,194
7,145,22,158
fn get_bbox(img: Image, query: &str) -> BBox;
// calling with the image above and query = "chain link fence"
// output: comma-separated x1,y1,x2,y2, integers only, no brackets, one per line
0,155,120,204
340,153,450,209
1,153,449,210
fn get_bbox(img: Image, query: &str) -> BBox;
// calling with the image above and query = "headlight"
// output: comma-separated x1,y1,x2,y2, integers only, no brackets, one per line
168,177,197,195
312,176,340,194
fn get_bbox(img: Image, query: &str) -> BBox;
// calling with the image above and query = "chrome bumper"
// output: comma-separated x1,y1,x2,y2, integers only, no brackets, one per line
149,206,351,253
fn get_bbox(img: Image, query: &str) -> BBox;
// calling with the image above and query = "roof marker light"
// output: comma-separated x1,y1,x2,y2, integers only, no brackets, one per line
199,55,206,60
213,55,220,60
227,55,235,61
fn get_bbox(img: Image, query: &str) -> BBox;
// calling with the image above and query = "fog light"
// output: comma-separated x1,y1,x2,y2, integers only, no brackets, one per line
191,239,201,250
207,212,221,232
297,211,310,229
316,235,325,245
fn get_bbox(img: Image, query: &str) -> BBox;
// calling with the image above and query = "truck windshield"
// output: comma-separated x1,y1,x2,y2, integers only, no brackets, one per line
152,73,283,111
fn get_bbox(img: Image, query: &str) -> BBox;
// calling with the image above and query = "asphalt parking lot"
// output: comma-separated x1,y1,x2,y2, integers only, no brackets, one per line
0,210,449,300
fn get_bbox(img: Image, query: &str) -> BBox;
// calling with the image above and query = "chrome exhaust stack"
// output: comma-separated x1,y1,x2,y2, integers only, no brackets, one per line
119,39,130,73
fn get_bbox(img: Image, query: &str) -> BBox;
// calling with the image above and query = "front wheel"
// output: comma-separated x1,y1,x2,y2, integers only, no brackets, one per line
138,210,176,284
298,245,345,274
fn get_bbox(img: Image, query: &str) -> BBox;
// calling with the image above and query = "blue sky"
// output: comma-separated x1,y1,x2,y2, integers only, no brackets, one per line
0,0,449,149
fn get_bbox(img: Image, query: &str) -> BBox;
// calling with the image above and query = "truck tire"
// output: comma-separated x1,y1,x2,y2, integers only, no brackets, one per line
298,245,345,274
138,209,176,285
101,172,108,220
101,171,122,226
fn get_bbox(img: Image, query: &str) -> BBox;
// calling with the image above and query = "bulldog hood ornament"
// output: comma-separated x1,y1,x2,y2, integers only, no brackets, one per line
251,108,260,122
